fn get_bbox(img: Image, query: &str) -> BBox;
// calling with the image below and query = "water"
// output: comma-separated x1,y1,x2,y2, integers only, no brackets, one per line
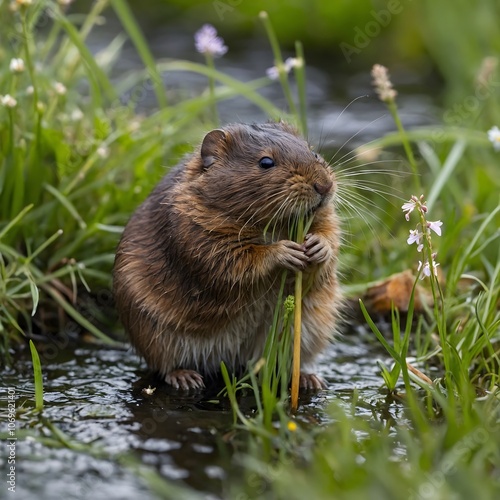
0,329,405,500
86,7,439,150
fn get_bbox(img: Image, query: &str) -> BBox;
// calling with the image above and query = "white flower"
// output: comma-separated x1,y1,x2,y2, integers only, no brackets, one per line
54,82,67,95
26,85,34,95
266,57,299,80
402,194,427,221
427,220,443,236
58,0,74,5
432,261,440,276
70,108,83,121
194,24,228,57
9,58,25,73
1,94,17,108
402,199,417,221
418,260,430,279
407,229,423,246
371,64,397,103
284,57,299,71
487,126,500,151
96,146,109,159
418,258,439,280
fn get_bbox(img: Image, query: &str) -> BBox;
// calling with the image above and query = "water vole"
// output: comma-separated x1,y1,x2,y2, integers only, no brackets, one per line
114,122,341,390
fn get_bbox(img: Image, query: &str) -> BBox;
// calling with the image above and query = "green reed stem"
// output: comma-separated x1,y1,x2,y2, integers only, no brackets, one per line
259,11,298,119
294,41,308,137
204,53,219,124
21,10,39,111
387,100,420,193
111,0,167,108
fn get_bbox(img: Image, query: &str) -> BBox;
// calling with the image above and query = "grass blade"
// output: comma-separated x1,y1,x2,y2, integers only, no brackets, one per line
42,285,118,345
29,339,44,412
53,10,117,104
111,0,167,108
44,183,87,229
0,204,33,241
426,139,466,211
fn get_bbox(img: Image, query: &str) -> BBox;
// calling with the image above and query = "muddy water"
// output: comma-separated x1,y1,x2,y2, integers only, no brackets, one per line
0,329,405,500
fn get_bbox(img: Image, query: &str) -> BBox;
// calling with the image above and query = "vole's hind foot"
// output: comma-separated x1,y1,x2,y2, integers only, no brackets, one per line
300,372,327,391
165,369,205,391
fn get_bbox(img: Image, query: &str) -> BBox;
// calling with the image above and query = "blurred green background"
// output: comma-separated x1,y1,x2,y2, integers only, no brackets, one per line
117,0,500,104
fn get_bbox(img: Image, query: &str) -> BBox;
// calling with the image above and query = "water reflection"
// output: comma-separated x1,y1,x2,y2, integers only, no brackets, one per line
1,330,403,499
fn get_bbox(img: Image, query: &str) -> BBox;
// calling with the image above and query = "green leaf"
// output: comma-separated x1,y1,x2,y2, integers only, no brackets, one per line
29,340,44,412
44,183,87,229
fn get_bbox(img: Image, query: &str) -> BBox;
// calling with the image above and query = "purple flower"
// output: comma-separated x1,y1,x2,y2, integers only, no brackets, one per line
266,66,279,80
194,24,228,58
417,257,439,280
407,229,423,246
427,220,443,236
418,260,430,279
402,194,427,221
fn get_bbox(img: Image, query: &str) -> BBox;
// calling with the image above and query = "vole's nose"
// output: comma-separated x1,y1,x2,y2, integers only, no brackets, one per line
314,180,333,196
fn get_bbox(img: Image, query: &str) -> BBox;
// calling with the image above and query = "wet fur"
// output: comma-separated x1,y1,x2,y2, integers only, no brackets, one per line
113,122,341,384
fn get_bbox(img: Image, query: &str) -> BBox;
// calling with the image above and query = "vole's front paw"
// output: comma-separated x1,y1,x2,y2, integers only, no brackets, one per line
304,233,332,264
165,369,205,391
276,240,309,271
299,372,327,391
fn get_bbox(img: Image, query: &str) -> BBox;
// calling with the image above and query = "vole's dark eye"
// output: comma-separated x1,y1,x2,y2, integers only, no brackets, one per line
313,152,319,160
259,156,275,169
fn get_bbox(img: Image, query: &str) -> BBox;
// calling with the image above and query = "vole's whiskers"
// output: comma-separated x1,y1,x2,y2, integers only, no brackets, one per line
237,189,284,226
328,115,386,164
327,140,382,168
334,159,402,175
316,95,369,153
263,195,294,237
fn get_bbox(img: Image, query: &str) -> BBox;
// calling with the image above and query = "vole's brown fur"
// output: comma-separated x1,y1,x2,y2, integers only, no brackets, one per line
114,122,341,390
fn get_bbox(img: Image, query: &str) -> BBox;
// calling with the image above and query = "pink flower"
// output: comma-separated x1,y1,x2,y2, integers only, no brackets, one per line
417,260,430,279
407,229,423,246
402,199,417,221
402,195,428,221
427,220,443,236
417,257,439,280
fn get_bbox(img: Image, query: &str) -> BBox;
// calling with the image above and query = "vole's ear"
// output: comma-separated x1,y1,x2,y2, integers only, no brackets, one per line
201,129,227,168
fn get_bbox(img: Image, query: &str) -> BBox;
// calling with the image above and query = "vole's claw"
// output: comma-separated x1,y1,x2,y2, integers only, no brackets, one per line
165,369,205,391
299,372,327,391
278,240,309,271
303,233,332,263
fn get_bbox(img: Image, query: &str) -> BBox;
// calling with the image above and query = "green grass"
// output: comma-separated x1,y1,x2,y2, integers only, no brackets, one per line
1,1,500,498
